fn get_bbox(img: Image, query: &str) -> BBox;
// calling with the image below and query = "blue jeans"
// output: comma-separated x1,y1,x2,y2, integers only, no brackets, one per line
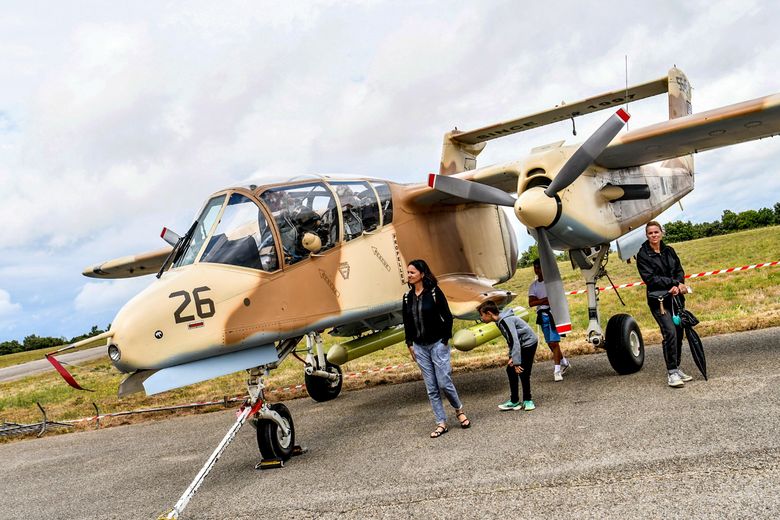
413,340,463,424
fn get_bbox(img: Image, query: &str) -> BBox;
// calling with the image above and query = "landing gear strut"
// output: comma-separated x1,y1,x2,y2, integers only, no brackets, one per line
572,244,644,375
246,368,298,460
303,332,343,402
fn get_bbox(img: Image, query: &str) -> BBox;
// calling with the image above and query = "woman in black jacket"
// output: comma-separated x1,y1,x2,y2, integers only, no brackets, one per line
636,221,692,388
403,259,470,438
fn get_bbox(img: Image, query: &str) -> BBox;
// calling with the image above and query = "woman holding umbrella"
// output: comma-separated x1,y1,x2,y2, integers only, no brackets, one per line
636,221,693,388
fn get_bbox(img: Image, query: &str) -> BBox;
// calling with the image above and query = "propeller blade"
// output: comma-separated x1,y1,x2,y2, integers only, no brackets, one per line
428,174,516,206
536,228,572,335
545,109,630,197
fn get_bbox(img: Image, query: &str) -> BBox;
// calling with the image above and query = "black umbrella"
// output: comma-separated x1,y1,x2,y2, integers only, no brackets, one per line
674,297,707,380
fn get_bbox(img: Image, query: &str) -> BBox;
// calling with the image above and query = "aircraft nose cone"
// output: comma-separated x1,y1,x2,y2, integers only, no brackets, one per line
514,187,560,229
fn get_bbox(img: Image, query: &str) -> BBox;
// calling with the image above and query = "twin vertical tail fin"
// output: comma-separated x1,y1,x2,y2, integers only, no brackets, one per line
667,66,694,173
668,66,692,120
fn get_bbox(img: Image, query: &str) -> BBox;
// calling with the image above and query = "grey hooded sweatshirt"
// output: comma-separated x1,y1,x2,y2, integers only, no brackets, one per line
497,308,538,366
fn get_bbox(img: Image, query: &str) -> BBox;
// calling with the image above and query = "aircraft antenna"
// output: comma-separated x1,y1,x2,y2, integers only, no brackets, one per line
624,55,630,131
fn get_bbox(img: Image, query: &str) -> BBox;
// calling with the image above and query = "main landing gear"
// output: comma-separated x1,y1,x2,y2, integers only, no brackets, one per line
572,244,645,375
302,331,343,402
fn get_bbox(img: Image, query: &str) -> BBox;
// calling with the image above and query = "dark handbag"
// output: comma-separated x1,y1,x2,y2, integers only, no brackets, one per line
648,289,669,300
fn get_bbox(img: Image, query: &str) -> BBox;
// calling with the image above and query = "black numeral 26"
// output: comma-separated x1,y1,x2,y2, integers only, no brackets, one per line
169,286,216,324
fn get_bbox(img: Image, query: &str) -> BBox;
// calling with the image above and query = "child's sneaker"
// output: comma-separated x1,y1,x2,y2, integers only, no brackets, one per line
561,361,570,375
554,370,563,382
522,400,536,411
498,399,521,411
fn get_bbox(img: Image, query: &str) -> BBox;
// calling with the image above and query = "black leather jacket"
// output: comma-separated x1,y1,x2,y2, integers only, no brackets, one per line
636,240,686,310
402,286,453,346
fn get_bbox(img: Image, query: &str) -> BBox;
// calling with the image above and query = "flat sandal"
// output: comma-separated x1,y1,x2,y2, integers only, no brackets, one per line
430,425,448,438
456,411,471,429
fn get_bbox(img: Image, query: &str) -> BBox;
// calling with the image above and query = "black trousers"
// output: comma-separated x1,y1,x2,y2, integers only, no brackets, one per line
650,305,684,371
507,342,538,402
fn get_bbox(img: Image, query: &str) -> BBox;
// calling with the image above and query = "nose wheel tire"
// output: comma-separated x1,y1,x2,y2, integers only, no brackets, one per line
305,361,343,402
256,403,295,461
605,313,645,375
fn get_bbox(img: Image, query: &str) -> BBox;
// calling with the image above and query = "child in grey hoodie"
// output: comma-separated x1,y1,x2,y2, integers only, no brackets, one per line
478,301,539,411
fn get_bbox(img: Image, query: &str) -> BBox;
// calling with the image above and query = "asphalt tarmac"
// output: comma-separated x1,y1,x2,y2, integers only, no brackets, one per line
2,327,779,519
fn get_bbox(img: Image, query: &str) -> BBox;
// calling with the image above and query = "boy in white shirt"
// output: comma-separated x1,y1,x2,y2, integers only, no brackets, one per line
528,259,570,381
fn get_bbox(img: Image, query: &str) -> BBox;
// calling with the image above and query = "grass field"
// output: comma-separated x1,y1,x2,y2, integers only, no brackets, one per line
2,225,779,440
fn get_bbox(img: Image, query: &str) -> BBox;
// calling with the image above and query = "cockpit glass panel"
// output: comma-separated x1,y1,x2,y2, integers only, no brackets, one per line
371,182,392,226
200,193,279,271
174,195,226,268
260,183,336,265
330,181,379,241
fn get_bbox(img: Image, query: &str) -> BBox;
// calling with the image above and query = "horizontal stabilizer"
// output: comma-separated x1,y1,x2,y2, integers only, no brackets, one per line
596,93,780,169
83,247,172,279
450,77,666,145
138,344,279,396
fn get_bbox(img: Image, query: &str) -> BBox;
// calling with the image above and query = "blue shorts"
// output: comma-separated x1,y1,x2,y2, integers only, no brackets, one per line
539,312,561,343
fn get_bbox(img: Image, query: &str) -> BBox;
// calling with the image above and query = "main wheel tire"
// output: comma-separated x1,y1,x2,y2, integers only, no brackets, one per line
256,403,295,461
304,361,343,402
605,314,645,375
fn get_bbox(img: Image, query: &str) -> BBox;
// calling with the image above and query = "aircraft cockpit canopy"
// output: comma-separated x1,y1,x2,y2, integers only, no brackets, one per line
171,179,393,272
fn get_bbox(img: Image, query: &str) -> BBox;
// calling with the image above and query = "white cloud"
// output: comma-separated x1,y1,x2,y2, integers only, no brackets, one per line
0,289,22,316
74,278,152,315
0,289,22,331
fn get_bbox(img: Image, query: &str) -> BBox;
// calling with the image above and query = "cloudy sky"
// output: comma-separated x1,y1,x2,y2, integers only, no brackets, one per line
2,0,779,342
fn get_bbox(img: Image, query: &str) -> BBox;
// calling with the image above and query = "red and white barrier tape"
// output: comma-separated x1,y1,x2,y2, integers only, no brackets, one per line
565,260,779,295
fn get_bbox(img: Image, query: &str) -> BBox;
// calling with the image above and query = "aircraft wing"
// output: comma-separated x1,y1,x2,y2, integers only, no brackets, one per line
437,274,516,319
83,247,172,279
596,93,780,169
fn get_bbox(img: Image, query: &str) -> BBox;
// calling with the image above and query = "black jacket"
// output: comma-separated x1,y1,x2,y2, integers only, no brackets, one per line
402,286,453,346
636,240,685,310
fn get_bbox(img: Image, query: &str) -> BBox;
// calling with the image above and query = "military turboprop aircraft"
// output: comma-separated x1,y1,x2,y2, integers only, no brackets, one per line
49,66,780,462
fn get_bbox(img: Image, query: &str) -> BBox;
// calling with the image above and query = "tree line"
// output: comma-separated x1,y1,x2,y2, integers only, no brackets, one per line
663,203,780,243
0,325,107,356
518,202,780,267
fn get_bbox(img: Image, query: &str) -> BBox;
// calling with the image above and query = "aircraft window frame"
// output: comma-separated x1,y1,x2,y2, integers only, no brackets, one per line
174,194,226,268
199,192,280,272
260,182,338,266
370,181,393,227
329,181,380,242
